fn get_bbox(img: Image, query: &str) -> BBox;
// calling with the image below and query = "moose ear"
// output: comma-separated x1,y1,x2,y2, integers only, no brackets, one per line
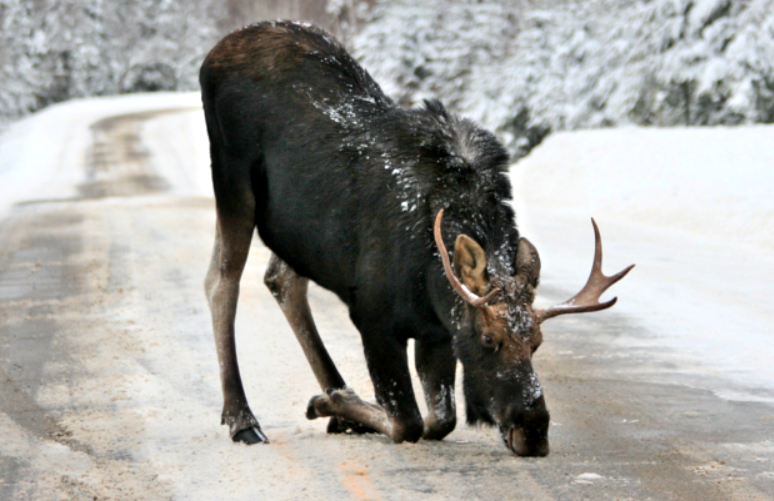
453,234,489,295
515,238,541,287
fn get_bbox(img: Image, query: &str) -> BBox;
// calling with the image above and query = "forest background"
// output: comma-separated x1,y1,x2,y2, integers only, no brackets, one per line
2,0,773,158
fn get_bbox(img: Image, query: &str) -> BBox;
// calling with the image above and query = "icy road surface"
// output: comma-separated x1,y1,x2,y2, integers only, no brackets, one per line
1,93,773,500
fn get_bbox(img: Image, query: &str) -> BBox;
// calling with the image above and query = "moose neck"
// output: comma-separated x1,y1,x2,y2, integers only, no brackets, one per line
426,211,518,339
426,262,467,337
414,102,519,339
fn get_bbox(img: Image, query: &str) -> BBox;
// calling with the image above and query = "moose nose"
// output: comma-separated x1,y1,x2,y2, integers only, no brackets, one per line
500,400,550,457
504,425,550,457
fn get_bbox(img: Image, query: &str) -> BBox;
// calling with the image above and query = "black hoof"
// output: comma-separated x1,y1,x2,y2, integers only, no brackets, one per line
305,391,345,420
327,416,378,435
233,426,269,445
306,395,322,420
327,416,347,433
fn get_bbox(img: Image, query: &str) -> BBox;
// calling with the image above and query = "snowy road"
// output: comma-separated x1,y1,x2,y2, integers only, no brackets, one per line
1,95,773,500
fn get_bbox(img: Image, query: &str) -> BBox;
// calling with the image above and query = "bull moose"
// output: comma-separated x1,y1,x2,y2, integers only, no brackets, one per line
200,21,633,456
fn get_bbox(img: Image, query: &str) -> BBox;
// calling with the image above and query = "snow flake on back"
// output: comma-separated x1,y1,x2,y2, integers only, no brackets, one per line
311,97,358,126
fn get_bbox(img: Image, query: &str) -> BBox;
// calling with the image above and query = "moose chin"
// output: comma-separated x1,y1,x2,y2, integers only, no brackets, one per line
200,20,634,456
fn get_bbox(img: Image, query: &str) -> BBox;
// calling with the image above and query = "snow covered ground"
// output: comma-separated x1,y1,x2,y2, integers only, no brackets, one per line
514,125,774,253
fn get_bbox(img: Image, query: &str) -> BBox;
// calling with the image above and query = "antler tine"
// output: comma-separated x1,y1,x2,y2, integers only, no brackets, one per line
536,218,634,322
434,210,499,308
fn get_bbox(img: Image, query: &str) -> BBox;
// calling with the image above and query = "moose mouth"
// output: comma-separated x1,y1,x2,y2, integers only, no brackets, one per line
499,425,550,457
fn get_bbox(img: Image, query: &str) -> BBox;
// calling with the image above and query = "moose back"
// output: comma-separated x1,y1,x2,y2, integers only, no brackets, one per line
200,21,633,456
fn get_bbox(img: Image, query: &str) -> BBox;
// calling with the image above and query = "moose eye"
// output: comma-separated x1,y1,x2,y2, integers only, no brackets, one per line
481,335,495,347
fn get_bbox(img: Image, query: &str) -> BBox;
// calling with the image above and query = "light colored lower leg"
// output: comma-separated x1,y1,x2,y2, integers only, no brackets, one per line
264,254,345,391
309,389,393,437
205,223,258,437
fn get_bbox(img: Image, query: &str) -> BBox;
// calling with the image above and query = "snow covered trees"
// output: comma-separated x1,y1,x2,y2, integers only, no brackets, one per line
0,0,226,127
3,0,772,150
353,0,774,158
0,0,357,129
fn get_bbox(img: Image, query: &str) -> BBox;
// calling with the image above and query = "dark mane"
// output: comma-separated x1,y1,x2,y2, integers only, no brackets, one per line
412,100,518,273
422,99,510,177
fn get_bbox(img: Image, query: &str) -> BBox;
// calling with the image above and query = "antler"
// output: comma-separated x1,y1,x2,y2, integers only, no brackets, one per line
434,210,500,307
535,218,634,322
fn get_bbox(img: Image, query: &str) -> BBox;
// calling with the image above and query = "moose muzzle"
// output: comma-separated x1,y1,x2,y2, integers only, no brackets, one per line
499,398,550,457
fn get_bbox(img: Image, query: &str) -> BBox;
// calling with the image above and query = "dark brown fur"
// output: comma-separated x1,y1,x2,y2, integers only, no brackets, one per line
201,21,557,455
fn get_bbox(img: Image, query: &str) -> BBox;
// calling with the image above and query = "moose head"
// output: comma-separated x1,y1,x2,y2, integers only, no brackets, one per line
434,210,634,456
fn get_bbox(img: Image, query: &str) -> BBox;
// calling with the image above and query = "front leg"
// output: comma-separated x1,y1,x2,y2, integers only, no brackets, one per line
307,332,424,443
415,336,457,440
264,254,371,434
263,254,346,390
306,388,392,436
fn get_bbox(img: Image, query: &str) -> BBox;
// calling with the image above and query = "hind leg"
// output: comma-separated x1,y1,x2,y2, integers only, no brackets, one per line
205,190,267,444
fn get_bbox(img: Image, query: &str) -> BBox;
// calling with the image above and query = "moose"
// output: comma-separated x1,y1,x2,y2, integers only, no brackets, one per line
200,21,633,456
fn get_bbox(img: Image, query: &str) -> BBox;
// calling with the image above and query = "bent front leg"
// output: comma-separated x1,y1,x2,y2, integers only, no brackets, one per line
306,388,393,436
263,254,345,390
264,254,368,434
307,324,425,443
365,331,425,442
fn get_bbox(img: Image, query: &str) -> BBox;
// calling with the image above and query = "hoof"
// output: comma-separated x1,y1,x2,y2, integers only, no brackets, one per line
327,416,378,435
306,395,325,420
233,426,269,445
305,388,357,420
422,416,457,441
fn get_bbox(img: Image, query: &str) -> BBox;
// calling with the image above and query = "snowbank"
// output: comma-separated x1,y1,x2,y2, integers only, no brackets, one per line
511,124,774,254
